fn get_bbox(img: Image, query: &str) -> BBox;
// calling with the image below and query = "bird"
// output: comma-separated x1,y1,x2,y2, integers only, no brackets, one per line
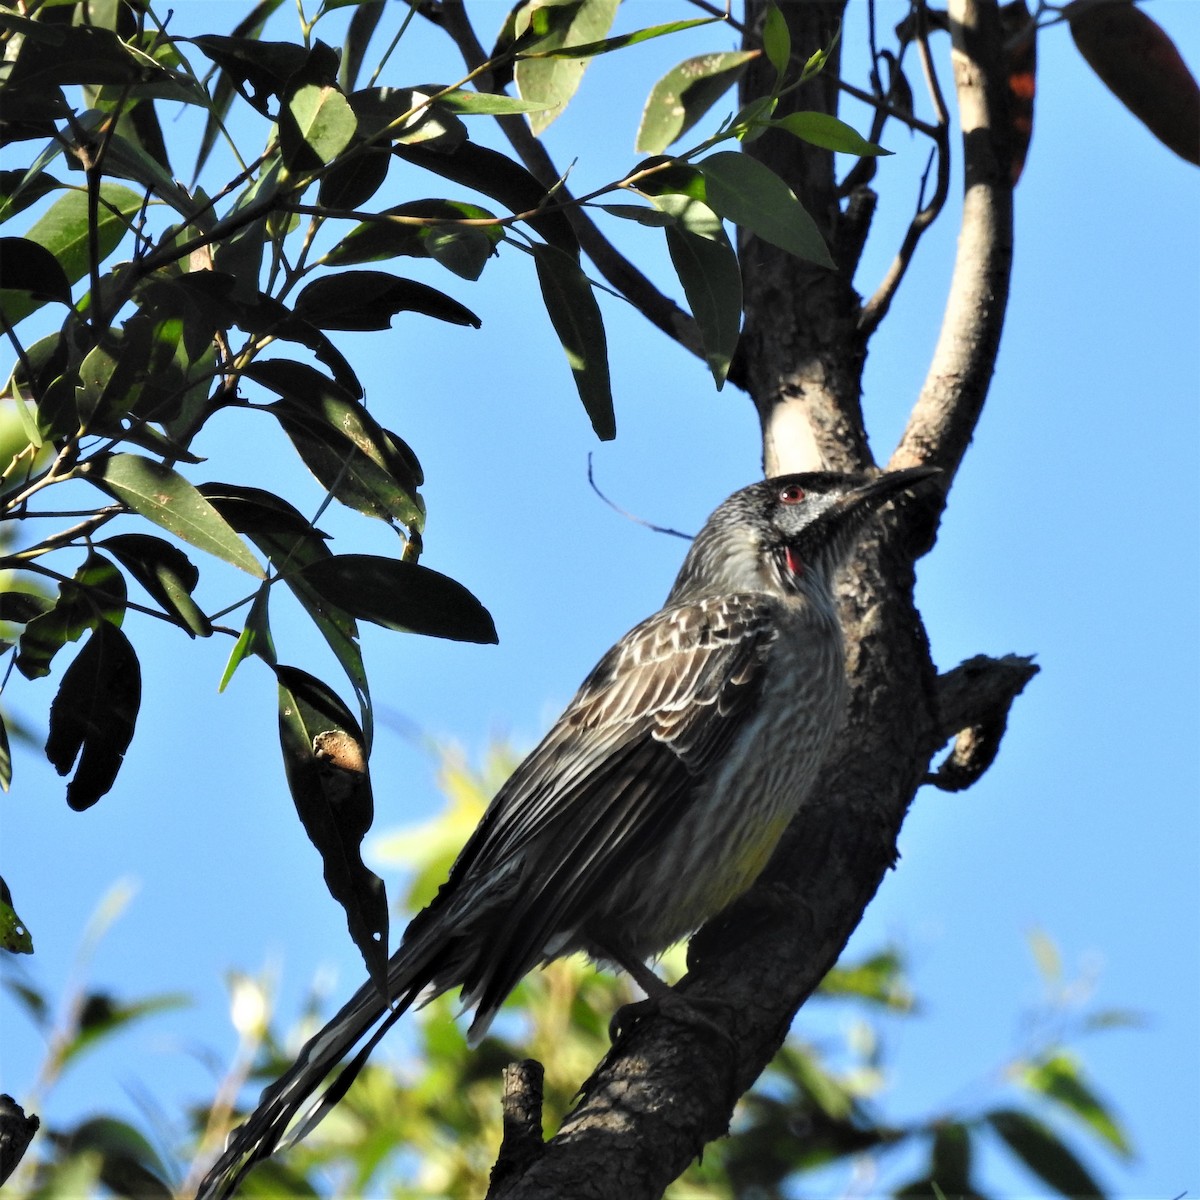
198,466,937,1198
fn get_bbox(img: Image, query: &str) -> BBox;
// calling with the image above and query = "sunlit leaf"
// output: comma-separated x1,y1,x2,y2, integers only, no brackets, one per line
85,454,265,577
769,111,891,156
280,80,358,173
636,51,758,155
514,0,620,135
762,4,791,78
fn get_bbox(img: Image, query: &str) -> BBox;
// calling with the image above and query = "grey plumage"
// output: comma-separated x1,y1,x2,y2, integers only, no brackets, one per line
198,467,937,1199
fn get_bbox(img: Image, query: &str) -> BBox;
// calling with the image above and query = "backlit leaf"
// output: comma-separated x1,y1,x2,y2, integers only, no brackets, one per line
636,51,758,155
986,1109,1105,1198
769,111,891,156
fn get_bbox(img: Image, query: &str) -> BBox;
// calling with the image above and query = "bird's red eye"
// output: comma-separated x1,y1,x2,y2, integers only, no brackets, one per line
778,484,805,504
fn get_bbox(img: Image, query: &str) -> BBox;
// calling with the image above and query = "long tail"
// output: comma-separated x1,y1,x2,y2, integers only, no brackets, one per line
196,965,418,1199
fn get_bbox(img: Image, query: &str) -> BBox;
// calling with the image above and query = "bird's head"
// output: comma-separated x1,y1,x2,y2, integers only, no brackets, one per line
668,467,941,604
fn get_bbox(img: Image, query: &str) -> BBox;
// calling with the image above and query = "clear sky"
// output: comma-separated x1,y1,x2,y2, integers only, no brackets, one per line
2,3,1198,1197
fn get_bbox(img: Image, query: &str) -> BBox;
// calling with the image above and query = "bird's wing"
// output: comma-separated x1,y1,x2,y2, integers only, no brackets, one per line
424,593,780,1018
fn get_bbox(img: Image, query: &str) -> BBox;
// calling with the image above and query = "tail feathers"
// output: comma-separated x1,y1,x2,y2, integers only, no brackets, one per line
196,975,410,1200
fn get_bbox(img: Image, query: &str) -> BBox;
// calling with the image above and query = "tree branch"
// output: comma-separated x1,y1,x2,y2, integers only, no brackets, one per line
891,0,1015,480
927,653,1039,791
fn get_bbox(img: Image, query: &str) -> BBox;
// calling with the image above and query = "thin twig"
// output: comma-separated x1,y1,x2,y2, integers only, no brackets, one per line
859,0,952,338
586,455,692,541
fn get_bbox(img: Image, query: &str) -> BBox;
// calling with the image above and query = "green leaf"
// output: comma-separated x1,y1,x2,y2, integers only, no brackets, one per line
84,453,265,577
294,269,480,331
436,90,551,116
276,665,387,990
100,533,212,638
220,582,275,691
245,360,424,528
594,203,676,226
930,1123,973,1195
324,199,501,275
1028,926,1063,986
514,0,621,135
636,51,759,155
532,242,614,440
516,16,718,61
15,552,126,680
819,948,916,1011
299,554,497,644
45,621,141,811
762,4,791,78
0,875,32,952
53,1115,174,1198
653,194,741,388
769,111,891,156
280,80,358,173
698,150,834,267
1020,1052,1134,1159
986,1109,1106,1198
392,141,577,254
58,992,189,1072
0,184,142,325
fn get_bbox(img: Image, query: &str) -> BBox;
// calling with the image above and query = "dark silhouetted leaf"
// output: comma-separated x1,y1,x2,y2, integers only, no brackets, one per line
514,0,620,135
392,141,577,255
636,51,758,155
187,33,311,116
45,621,141,811
0,237,72,304
931,1123,973,1195
277,665,387,989
300,554,497,644
244,360,424,527
986,1109,1105,1198
532,242,614,440
654,194,741,388
699,150,834,267
339,0,385,92
0,168,62,224
324,199,500,279
16,552,126,680
84,453,265,577
294,269,480,330
318,144,391,209
100,533,212,637
202,483,372,743
1067,0,1200,165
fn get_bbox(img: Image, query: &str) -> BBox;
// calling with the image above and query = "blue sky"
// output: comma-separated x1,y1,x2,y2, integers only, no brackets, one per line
2,3,1197,1196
